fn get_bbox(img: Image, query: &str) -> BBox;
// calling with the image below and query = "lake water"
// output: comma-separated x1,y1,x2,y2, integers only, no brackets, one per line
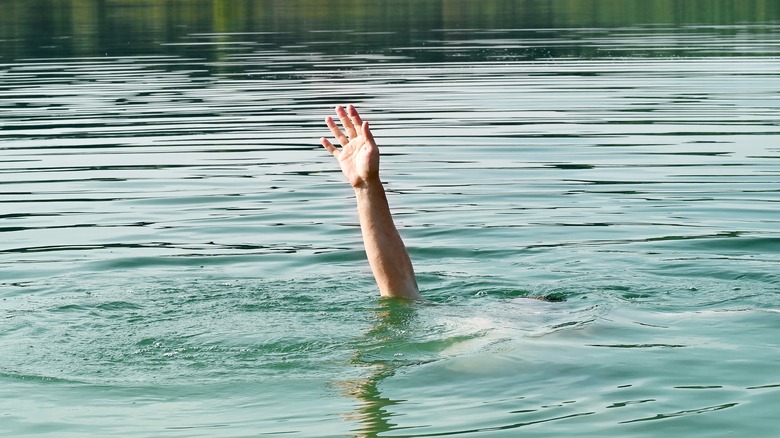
1,1,779,436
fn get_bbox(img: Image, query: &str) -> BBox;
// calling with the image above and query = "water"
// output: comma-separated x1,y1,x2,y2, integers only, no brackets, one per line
2,1,779,436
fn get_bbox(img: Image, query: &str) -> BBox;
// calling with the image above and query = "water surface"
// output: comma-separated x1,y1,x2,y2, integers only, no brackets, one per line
1,1,779,436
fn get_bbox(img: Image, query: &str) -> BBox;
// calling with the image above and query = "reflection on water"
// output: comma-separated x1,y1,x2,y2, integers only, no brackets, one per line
3,0,780,63
1,0,780,436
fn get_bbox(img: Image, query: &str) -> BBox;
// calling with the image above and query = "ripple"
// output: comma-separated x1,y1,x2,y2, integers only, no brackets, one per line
2,9,780,436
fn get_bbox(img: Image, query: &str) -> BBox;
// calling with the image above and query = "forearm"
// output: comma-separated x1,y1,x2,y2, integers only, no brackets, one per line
354,180,421,299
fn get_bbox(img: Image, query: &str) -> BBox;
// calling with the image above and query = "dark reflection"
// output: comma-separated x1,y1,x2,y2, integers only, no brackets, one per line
2,0,779,66
618,402,738,424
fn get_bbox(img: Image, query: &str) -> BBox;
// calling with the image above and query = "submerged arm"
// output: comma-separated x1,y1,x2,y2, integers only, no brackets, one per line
320,105,421,300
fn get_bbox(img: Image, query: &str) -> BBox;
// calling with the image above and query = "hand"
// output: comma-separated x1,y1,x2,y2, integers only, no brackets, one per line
321,105,380,189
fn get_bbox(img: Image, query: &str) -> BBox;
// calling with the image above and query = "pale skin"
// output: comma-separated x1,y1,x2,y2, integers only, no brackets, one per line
320,105,421,300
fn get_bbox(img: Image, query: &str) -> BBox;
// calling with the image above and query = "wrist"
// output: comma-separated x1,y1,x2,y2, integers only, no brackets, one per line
352,177,383,193
353,178,389,207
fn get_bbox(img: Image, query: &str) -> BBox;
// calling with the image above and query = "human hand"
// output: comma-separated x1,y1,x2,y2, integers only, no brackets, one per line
321,105,380,189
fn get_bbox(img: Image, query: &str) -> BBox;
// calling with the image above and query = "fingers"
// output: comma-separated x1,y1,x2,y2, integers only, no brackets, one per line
335,105,357,139
325,116,349,147
324,105,368,151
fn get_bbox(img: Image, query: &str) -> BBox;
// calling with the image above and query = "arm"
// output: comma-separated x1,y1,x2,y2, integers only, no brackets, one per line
320,105,421,300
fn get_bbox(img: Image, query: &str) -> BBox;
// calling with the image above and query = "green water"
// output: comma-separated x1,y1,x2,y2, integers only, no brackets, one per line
1,1,779,436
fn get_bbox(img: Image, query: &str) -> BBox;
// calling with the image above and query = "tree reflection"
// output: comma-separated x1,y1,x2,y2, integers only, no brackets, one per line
3,0,778,62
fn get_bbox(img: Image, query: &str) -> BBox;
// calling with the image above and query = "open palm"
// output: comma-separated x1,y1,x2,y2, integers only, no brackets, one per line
321,105,380,188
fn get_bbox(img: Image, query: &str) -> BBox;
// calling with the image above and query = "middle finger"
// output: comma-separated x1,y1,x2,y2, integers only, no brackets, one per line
335,106,357,139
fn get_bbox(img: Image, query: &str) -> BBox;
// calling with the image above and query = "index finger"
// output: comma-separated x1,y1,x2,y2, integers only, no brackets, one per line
325,116,349,147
